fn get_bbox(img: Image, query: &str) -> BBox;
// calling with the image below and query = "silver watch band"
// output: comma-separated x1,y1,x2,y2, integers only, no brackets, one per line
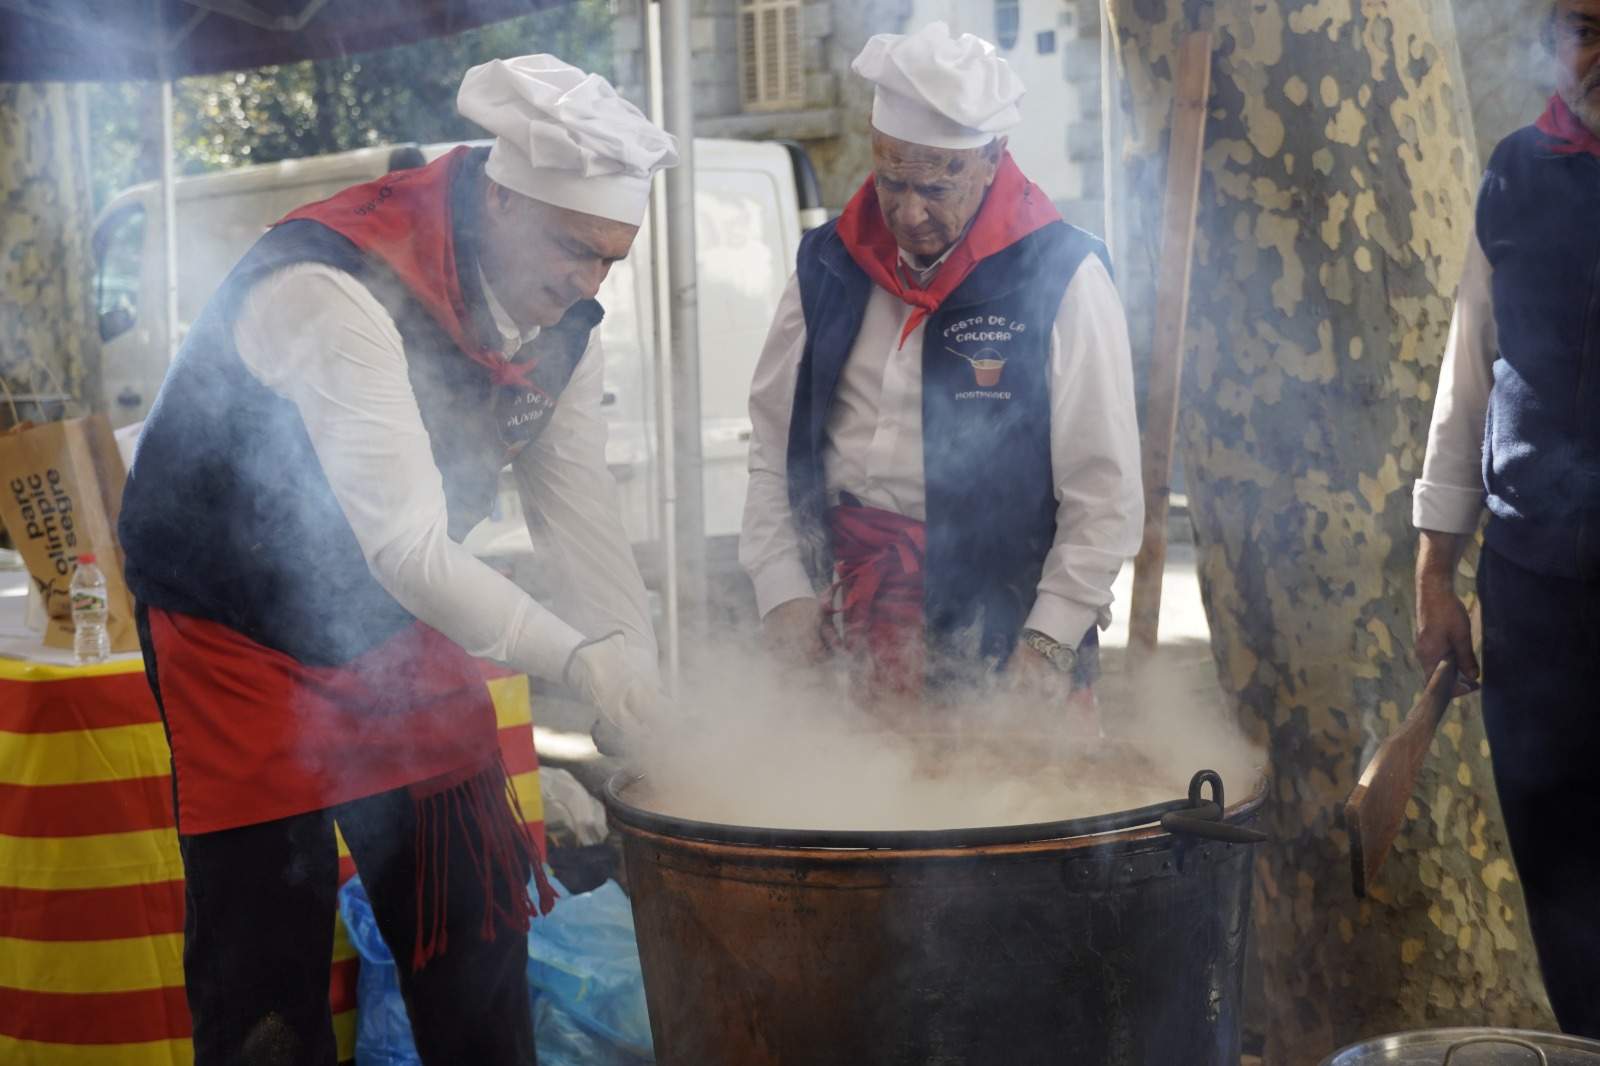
1021,628,1077,673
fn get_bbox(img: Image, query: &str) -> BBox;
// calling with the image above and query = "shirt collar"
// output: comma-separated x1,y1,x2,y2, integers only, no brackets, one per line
897,214,977,285
479,267,539,354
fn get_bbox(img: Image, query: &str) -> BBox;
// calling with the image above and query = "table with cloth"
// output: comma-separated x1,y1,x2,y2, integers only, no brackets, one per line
0,566,547,1065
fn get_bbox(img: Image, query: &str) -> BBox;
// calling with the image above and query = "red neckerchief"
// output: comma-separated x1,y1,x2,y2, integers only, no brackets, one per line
835,151,1062,348
280,146,535,389
1536,94,1600,158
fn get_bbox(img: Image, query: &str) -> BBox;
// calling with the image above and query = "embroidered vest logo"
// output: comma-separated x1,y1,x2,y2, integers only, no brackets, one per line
943,313,1026,400
494,368,557,462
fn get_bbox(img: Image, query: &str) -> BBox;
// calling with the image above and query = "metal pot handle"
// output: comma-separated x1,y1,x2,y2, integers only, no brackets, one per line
1441,1035,1550,1066
1159,770,1269,844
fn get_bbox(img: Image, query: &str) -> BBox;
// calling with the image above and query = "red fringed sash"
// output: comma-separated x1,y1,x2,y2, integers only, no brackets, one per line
409,755,556,972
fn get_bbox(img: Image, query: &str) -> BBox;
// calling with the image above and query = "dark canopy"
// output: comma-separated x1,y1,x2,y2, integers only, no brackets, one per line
0,0,561,83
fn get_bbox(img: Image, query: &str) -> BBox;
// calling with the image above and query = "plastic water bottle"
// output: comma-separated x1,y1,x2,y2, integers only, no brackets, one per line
71,552,110,664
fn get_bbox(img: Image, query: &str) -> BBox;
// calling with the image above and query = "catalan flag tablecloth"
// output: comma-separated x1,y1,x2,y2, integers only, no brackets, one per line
0,654,545,1066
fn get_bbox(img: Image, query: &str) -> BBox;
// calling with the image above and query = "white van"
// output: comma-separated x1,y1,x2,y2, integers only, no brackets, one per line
93,139,825,589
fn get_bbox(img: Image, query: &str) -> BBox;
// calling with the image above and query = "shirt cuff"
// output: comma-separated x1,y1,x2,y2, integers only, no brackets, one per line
750,557,818,619
505,599,587,683
1412,478,1485,535
1024,593,1103,650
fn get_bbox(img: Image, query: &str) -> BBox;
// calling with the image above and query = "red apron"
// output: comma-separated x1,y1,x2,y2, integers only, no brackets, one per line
145,608,554,966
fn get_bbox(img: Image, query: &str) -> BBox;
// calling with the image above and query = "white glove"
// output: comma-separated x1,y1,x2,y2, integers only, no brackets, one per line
564,633,669,744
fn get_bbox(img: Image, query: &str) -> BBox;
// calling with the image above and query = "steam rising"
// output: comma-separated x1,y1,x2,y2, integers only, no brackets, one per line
630,636,1264,833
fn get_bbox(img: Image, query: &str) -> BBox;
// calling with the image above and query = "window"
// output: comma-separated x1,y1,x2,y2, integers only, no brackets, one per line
93,205,145,342
1036,30,1057,54
994,0,1020,50
739,0,804,112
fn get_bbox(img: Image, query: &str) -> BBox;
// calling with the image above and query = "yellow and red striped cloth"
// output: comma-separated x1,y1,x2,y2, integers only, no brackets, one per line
0,656,545,1066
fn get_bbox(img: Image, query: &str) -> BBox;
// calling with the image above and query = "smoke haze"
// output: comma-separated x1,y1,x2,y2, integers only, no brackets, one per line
629,633,1264,833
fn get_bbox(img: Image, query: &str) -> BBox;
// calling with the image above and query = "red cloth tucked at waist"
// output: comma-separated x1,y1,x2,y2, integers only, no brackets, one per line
826,498,927,698
145,608,502,835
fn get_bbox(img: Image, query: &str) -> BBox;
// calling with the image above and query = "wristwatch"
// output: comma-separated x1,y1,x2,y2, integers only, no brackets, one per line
1020,628,1078,675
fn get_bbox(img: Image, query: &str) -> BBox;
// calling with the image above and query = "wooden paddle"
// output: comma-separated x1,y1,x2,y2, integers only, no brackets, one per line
1346,656,1467,897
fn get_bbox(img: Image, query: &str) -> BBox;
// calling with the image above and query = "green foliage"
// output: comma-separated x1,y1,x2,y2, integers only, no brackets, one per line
87,0,614,213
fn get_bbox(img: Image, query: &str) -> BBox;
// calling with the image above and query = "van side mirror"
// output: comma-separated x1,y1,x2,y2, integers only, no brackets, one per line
99,307,135,342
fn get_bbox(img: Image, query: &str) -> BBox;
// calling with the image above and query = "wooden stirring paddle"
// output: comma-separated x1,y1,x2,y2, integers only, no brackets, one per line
1345,656,1470,897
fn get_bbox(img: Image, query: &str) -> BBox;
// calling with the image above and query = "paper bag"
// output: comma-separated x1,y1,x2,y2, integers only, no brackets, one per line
0,415,140,653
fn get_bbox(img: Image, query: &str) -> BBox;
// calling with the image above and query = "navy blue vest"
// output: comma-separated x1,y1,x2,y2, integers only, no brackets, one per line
789,219,1106,676
119,152,601,665
1476,125,1600,579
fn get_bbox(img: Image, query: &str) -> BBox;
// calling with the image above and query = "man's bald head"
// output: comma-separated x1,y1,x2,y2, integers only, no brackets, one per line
1548,0,1600,134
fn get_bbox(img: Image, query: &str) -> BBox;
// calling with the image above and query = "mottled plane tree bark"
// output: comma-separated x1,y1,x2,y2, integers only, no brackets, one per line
0,82,101,424
1102,1,1553,1061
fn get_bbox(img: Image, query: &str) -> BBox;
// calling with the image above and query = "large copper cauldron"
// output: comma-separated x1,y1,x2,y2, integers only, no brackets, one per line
606,769,1266,1066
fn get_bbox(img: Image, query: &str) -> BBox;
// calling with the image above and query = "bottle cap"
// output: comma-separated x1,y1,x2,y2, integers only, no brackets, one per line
77,553,96,565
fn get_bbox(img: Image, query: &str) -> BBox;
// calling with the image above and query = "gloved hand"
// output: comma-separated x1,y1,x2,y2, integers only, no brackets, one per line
564,633,669,752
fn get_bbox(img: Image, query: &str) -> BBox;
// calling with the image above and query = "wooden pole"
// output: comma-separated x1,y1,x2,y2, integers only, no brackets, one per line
1127,30,1212,660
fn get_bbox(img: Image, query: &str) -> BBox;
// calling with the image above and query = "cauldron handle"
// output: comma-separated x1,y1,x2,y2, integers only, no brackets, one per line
1441,1035,1549,1066
1159,771,1269,844
1189,769,1225,809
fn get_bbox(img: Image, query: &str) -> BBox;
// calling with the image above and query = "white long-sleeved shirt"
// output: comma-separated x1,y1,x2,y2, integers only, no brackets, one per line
740,253,1145,648
234,262,657,682
1414,228,1497,535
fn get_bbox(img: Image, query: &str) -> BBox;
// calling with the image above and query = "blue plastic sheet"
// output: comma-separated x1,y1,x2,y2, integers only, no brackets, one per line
338,876,424,1066
526,879,653,1063
337,874,654,1066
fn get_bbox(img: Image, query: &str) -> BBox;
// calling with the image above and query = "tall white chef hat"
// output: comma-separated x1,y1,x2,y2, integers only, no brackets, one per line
851,22,1024,150
457,55,678,226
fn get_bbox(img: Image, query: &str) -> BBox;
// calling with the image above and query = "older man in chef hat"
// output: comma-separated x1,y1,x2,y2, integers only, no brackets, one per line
741,23,1143,712
119,56,673,1065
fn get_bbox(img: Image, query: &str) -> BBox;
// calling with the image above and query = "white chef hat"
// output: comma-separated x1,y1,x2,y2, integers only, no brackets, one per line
457,55,678,226
851,22,1024,150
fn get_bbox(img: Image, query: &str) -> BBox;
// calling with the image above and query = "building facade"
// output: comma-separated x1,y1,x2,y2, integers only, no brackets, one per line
611,0,1107,230
911,0,1104,229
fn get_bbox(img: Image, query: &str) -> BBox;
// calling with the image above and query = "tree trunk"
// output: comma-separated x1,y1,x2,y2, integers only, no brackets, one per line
0,82,101,425
1103,1,1554,1061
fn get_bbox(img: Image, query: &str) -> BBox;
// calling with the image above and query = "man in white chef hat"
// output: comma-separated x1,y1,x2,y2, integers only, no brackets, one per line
741,23,1143,713
119,56,674,1064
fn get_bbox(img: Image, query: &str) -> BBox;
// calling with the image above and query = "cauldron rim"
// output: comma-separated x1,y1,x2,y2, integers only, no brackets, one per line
603,769,1266,853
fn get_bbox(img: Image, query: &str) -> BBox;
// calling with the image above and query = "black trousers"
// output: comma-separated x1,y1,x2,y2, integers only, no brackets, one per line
1480,548,1600,1037
136,610,535,1066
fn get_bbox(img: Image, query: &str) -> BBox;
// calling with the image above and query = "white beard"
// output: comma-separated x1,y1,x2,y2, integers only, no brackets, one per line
1562,79,1600,138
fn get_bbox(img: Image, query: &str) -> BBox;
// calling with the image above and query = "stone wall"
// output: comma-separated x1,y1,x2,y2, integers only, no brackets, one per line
611,0,914,212
1056,0,1106,232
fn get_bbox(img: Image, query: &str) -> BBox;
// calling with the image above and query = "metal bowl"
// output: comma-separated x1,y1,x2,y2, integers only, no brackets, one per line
1323,1028,1600,1066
